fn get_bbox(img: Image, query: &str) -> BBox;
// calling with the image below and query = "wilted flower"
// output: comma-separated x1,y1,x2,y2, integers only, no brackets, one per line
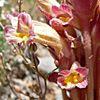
33,20,62,55
4,12,34,44
36,0,60,20
57,62,89,90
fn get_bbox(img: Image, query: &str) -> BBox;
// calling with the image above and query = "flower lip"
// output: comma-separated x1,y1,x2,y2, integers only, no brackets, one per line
58,70,70,77
57,61,89,90
75,67,89,77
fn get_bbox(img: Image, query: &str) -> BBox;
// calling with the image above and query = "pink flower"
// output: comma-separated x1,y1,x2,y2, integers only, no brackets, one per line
49,4,73,31
57,62,89,90
4,12,34,44
37,0,73,24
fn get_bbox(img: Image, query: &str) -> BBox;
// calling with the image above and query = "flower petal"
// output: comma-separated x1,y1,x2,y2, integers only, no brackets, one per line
36,0,60,15
76,79,88,89
49,18,64,31
57,77,75,89
48,72,58,83
33,20,62,55
75,67,89,77
60,4,72,16
6,14,18,28
71,61,81,70
57,76,66,86
38,7,52,20
52,6,65,16
4,25,22,44
59,70,70,76
17,12,33,33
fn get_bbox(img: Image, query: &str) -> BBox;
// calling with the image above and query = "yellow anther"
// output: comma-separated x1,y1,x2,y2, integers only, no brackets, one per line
59,17,70,22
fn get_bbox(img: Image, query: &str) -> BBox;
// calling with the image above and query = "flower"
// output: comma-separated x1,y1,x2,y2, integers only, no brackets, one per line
49,4,73,31
36,1,77,69
37,0,73,24
36,0,60,20
57,62,89,90
33,20,62,55
37,1,77,36
4,12,34,44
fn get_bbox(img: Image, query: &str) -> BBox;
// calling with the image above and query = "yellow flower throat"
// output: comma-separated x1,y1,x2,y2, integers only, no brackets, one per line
16,32,29,42
64,72,83,84
59,16,70,22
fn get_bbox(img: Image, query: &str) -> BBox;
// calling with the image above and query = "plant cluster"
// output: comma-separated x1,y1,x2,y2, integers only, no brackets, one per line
2,0,100,100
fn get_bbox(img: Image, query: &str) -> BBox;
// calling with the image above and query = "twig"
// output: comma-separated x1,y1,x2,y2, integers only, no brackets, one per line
17,0,23,13
62,89,69,100
31,52,46,100
19,45,47,99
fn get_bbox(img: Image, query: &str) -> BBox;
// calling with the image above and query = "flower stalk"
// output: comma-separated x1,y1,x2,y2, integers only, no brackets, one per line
62,89,69,100
83,31,94,100
17,0,23,13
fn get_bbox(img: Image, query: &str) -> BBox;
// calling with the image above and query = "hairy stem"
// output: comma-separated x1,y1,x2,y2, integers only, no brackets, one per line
70,89,79,100
83,31,94,100
94,47,100,100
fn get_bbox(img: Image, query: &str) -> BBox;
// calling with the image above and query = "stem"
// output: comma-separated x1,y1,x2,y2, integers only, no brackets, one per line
94,47,100,100
70,89,79,100
32,53,43,99
62,89,69,100
83,31,94,100
18,45,47,99
77,88,86,100
17,0,23,13
30,49,47,99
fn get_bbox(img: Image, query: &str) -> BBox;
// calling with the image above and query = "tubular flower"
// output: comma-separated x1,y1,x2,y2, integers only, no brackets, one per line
37,0,77,33
57,62,89,90
37,0,73,23
4,12,34,44
36,0,60,20
49,4,73,31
